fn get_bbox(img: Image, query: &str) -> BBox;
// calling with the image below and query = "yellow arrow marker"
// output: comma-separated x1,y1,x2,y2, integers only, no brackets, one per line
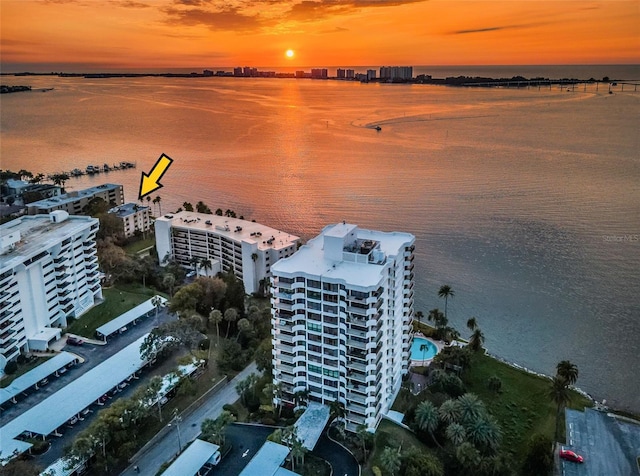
139,153,174,200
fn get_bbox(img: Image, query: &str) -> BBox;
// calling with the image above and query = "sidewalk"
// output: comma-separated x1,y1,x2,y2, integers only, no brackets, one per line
120,362,258,476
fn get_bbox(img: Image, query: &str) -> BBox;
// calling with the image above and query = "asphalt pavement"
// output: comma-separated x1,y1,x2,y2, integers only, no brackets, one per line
120,362,258,476
562,408,640,476
1,306,175,468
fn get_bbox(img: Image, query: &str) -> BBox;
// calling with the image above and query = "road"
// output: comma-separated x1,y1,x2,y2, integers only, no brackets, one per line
120,362,258,476
562,408,640,476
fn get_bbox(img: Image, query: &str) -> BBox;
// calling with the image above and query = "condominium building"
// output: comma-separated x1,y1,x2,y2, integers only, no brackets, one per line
27,183,124,215
155,212,300,294
270,223,415,432
108,202,152,238
0,211,102,365
379,66,413,81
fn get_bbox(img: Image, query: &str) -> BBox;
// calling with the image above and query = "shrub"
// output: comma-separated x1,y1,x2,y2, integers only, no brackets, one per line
4,360,17,375
246,394,261,413
199,338,210,350
16,354,27,365
372,467,383,476
488,375,503,394
262,417,276,426
223,403,239,417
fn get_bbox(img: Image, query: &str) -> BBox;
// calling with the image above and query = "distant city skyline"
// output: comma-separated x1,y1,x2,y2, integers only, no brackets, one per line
1,0,638,72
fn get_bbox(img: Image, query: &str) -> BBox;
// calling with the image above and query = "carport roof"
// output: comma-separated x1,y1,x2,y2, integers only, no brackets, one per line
95,296,166,338
0,334,149,463
0,352,78,406
239,441,290,476
294,402,330,450
161,439,220,476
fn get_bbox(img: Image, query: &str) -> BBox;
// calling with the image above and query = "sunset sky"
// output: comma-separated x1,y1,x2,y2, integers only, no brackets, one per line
1,0,638,71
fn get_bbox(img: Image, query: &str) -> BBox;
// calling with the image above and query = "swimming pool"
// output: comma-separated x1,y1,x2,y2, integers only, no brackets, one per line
410,337,438,362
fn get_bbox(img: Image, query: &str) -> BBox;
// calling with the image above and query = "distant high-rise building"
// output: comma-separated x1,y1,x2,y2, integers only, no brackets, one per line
203,69,214,76
337,68,346,79
234,67,243,77
311,69,328,79
379,66,413,81
367,69,376,81
346,69,355,79
271,223,416,431
0,212,101,363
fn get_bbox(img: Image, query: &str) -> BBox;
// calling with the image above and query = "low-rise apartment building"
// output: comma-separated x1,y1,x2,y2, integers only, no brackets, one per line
270,223,415,431
27,183,124,215
155,212,300,294
108,203,152,238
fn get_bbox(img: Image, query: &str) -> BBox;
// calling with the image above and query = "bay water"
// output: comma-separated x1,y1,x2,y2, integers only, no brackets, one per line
1,67,638,410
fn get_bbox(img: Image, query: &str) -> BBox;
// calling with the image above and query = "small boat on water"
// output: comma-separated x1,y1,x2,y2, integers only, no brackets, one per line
375,126,382,131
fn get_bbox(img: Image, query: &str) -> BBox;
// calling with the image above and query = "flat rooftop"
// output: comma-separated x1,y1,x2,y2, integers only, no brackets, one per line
293,402,330,450
0,214,98,272
0,352,79,407
272,223,414,287
156,211,299,251
95,296,166,339
108,202,149,218
239,441,290,476
29,183,122,209
0,334,149,460
161,439,220,476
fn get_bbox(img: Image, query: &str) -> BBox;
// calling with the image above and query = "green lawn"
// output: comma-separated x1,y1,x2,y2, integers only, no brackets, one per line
462,352,592,460
66,284,165,338
123,236,156,255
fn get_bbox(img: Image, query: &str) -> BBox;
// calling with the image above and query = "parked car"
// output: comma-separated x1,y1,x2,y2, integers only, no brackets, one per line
67,336,84,346
67,416,79,426
560,449,584,463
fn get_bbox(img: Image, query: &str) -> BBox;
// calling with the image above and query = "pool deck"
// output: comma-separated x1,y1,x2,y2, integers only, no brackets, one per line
409,333,445,367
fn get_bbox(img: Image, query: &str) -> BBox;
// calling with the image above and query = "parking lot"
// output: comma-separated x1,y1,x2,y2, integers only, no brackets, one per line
563,408,640,476
1,306,176,467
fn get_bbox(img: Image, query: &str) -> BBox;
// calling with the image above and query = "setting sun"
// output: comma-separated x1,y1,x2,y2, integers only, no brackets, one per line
285,49,295,59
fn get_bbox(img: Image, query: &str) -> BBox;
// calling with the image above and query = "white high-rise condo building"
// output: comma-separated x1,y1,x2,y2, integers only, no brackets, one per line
271,223,415,431
27,183,124,215
0,211,102,367
155,212,300,294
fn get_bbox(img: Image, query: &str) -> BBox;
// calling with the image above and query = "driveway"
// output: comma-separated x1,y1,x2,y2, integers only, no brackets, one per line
562,408,640,476
211,423,277,475
120,363,258,476
313,430,360,476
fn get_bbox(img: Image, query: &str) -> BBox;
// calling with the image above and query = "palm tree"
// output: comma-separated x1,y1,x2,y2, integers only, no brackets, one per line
438,285,454,319
466,317,478,331
290,437,307,472
414,400,441,447
236,318,252,342
456,441,481,470
329,400,345,429
200,258,213,276
209,309,223,346
223,308,238,338
446,422,467,446
356,423,372,461
457,393,485,425
428,308,447,330
549,375,571,443
468,328,485,352
467,416,501,451
162,273,176,297
151,295,163,326
415,310,424,323
156,195,162,215
189,255,200,275
380,446,401,476
438,399,461,425
556,360,579,385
